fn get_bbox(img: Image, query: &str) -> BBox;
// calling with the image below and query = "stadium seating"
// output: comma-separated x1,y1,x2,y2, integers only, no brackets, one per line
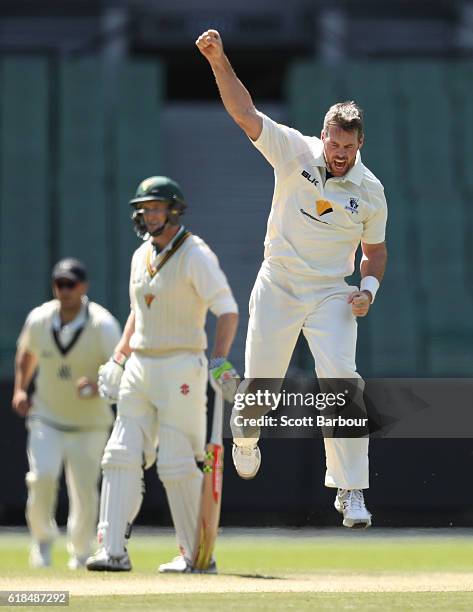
112,61,163,323
0,58,163,378
287,61,473,376
0,58,50,378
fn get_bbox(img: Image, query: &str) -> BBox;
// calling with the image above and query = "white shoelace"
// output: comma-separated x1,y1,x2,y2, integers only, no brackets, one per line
341,489,365,511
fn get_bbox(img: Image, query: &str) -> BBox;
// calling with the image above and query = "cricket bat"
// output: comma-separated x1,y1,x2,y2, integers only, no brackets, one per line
192,388,224,570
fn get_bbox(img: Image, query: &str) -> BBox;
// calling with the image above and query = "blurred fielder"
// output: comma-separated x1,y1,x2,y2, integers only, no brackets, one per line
86,176,238,573
197,30,388,528
12,259,121,568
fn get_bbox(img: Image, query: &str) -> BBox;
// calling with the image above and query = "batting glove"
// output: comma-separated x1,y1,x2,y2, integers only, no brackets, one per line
98,353,128,403
209,357,240,403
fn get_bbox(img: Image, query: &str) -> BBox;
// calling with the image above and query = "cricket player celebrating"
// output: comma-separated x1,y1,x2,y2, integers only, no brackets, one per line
12,259,122,568
86,176,238,572
196,30,387,528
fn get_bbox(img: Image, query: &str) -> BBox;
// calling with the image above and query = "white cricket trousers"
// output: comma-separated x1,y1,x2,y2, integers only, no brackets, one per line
245,262,369,490
25,419,108,557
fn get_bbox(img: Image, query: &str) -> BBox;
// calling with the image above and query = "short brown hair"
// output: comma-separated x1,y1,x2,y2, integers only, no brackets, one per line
323,101,364,139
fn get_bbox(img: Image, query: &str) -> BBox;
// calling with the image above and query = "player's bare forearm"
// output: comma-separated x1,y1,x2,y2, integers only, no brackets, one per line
212,312,238,358
13,349,37,393
196,30,262,140
12,349,37,416
114,310,135,358
210,56,262,139
348,242,387,317
360,241,387,282
348,242,388,317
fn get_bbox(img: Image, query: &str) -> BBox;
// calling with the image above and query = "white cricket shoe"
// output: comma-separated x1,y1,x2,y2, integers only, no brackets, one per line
67,554,88,570
232,444,261,479
85,548,132,572
334,489,372,528
29,542,52,568
158,555,217,574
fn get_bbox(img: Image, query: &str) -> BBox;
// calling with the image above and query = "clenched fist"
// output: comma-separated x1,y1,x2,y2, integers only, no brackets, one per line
348,290,371,317
196,29,224,64
12,389,31,417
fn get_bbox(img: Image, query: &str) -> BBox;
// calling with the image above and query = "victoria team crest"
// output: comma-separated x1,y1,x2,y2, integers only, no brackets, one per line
345,197,360,214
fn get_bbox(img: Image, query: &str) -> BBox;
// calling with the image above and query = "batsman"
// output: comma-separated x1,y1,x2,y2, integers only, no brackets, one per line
197,30,388,528
86,176,238,573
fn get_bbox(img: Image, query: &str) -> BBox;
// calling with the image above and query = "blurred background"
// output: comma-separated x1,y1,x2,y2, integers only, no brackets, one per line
1,0,473,528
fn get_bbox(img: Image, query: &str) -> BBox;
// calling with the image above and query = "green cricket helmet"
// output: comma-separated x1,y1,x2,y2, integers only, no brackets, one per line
129,176,186,238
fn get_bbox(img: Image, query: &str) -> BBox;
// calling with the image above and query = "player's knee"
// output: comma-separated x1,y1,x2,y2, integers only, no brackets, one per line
102,445,143,470
25,471,57,491
156,425,200,484
102,415,148,470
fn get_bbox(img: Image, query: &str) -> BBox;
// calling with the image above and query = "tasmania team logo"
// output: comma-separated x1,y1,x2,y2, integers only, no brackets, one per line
144,294,155,308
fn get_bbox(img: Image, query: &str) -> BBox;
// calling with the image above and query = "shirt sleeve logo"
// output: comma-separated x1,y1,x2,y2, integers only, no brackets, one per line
301,169,319,186
316,199,333,216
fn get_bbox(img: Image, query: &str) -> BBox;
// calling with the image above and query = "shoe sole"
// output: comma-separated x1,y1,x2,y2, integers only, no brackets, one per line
342,518,371,529
236,470,259,480
159,563,218,574
86,565,131,572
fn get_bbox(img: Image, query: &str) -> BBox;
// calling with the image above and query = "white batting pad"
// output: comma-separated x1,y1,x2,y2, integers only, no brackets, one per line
97,467,143,556
157,425,203,560
98,416,145,556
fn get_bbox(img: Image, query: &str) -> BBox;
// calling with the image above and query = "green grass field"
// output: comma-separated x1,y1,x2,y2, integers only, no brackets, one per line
1,528,473,610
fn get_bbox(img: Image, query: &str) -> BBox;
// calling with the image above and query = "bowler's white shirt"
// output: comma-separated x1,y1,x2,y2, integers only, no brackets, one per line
251,113,388,278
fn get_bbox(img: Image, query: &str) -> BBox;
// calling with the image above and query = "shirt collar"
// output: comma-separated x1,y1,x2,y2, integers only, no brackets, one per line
313,140,364,186
52,296,89,331
152,225,186,256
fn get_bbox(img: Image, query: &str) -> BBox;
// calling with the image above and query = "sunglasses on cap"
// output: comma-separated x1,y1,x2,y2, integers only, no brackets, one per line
54,279,79,290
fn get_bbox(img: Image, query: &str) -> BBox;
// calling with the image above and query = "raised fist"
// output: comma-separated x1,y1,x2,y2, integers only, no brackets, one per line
196,29,224,64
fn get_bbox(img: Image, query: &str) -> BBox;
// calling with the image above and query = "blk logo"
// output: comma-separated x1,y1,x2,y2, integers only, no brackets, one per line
180,384,190,395
301,169,319,186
